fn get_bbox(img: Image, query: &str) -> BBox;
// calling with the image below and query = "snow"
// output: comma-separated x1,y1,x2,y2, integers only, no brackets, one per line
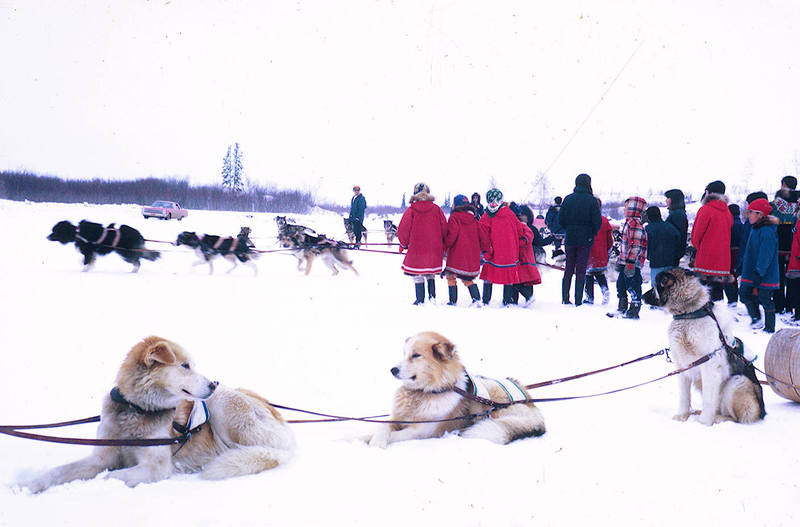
1,200,798,527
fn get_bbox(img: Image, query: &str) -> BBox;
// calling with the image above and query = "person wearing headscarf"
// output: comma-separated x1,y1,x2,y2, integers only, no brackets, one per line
397,183,448,305
613,196,648,319
478,188,523,306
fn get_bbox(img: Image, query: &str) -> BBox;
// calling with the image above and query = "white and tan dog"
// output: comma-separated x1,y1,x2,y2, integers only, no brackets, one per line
368,331,545,448
653,268,766,425
21,336,294,492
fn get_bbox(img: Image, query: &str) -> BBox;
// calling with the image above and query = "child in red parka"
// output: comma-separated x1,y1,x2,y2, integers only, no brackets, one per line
514,204,542,307
478,188,523,306
443,194,482,306
584,197,614,304
398,182,448,305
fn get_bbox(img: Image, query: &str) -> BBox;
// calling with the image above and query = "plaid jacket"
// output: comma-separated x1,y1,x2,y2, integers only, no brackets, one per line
619,197,648,268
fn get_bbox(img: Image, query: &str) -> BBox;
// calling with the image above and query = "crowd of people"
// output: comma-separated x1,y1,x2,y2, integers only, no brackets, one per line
354,173,800,332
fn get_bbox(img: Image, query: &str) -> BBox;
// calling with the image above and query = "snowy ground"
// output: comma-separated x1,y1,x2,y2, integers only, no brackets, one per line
1,200,798,527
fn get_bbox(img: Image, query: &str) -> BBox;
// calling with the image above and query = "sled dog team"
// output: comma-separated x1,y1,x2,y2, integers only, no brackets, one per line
20,268,766,493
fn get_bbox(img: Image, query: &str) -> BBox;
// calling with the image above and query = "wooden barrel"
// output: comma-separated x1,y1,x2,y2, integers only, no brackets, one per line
764,329,800,403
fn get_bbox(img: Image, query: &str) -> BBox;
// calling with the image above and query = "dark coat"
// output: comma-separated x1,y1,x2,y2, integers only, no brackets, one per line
545,205,562,234
349,193,366,223
665,190,688,265
645,220,682,269
558,184,602,247
741,216,779,289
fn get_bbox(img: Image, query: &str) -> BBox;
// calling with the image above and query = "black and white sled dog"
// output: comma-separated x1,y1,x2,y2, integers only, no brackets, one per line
279,230,358,276
175,231,259,275
649,267,766,425
47,220,160,272
383,220,398,244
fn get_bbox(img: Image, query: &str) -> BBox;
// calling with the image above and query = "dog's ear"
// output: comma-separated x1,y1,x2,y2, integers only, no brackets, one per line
431,340,456,362
144,341,177,367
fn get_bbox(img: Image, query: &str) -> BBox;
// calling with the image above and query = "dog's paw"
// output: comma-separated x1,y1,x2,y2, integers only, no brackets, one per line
672,412,691,422
17,477,48,494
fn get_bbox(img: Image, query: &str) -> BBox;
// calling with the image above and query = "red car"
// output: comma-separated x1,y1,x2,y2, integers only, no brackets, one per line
142,201,188,221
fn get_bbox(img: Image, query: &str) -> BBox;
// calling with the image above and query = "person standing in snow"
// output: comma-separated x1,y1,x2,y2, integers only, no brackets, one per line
690,180,733,302
644,206,681,290
770,175,799,314
664,188,688,266
739,198,779,333
443,194,482,306
349,185,367,246
545,196,564,255
613,196,648,319
725,203,745,307
584,197,613,305
397,183,448,305
557,173,602,306
511,203,542,306
478,188,523,306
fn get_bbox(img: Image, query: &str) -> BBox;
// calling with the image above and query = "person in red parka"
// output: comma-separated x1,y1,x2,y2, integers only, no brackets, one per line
397,182,448,305
443,194,482,306
691,180,733,301
785,214,800,323
584,197,614,304
478,188,523,306
514,204,542,307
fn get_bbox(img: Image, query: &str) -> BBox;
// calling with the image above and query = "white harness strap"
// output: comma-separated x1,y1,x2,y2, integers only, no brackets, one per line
186,400,209,430
212,237,237,251
93,227,121,247
466,371,529,403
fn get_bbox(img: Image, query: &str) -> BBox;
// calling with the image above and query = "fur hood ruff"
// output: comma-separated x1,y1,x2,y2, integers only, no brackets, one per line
410,190,435,203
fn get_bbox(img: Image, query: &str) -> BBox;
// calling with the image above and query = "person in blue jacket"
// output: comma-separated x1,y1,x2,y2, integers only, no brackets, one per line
739,198,779,333
644,206,681,289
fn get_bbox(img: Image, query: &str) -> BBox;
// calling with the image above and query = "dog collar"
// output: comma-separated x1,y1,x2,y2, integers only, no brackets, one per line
672,302,714,320
110,387,175,415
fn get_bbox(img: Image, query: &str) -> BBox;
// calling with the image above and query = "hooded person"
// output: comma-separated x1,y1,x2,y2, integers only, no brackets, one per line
610,196,648,319
740,198,780,333
644,205,681,290
443,194,482,306
664,188,688,266
513,204,542,306
584,197,614,304
690,180,733,301
558,173,602,305
470,192,485,219
478,188,523,306
397,183,448,305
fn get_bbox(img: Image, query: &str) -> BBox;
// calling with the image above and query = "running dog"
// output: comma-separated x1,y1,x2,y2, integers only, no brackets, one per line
175,231,259,275
652,268,766,425
343,217,367,245
279,231,358,276
47,220,160,272
384,220,398,244
367,331,545,448
20,336,294,493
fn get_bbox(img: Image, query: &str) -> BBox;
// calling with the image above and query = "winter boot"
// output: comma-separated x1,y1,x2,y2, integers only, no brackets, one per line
517,285,535,307
448,285,458,306
601,286,610,305
482,282,493,305
584,278,594,304
413,282,425,305
574,279,585,306
468,284,482,306
502,285,514,306
562,277,572,305
764,308,776,333
427,278,436,302
624,301,641,319
617,295,628,313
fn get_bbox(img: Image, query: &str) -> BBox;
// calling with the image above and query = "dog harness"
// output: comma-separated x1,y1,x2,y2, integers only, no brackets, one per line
464,371,529,404
93,227,122,248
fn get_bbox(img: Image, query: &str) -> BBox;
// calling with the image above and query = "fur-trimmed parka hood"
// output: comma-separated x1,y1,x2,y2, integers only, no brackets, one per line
410,190,435,203
701,192,729,206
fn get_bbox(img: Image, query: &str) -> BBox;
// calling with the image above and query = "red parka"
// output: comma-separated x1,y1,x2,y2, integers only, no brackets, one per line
444,207,481,278
691,194,733,278
397,193,448,275
478,205,522,285
588,216,614,272
518,223,542,285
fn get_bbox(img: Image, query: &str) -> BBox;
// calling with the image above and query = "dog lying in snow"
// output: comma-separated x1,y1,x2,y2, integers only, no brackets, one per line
20,336,294,492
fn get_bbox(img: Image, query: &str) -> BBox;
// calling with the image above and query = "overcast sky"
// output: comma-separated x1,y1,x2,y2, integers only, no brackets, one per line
2,1,799,206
